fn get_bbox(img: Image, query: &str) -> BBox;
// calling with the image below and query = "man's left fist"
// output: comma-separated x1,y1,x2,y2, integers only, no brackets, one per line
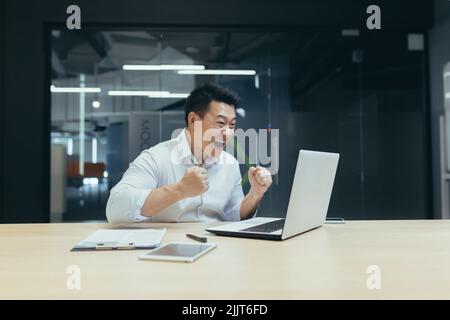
248,166,272,196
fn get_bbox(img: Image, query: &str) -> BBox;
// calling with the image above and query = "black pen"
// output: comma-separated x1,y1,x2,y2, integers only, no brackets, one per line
186,233,207,243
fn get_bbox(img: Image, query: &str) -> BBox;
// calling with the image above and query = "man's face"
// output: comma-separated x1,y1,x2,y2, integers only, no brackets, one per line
190,100,236,161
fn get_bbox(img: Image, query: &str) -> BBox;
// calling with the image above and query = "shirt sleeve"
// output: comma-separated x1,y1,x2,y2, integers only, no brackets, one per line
106,150,158,223
223,162,245,221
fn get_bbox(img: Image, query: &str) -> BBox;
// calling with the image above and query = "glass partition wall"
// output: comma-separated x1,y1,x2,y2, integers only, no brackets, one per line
50,29,430,222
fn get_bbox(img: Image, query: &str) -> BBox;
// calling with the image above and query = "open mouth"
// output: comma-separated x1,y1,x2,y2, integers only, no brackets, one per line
211,136,225,148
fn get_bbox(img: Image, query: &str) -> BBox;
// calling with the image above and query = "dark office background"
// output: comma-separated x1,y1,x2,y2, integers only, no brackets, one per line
2,0,449,223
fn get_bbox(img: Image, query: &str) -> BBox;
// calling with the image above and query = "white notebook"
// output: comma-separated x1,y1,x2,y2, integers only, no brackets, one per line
71,228,166,251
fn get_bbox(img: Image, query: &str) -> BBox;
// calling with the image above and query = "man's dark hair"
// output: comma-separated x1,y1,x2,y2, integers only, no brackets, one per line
184,83,240,125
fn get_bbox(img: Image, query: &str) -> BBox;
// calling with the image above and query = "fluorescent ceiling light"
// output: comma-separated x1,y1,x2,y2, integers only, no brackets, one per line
108,90,170,96
177,69,256,75
123,64,205,71
147,92,189,98
50,85,101,93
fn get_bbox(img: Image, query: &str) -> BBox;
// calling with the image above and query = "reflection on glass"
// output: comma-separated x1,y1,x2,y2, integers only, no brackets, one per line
50,29,428,222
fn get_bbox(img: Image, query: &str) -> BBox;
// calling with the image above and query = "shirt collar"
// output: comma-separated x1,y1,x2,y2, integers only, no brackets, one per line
176,129,220,168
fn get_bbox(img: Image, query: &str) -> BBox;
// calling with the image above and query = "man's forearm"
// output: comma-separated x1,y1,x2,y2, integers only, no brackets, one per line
240,189,263,220
140,183,184,217
140,166,208,217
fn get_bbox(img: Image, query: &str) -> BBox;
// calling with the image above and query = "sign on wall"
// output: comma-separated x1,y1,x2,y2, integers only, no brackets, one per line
128,113,161,163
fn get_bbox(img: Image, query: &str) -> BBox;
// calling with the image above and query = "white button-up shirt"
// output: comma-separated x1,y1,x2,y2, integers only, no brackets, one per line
106,129,244,223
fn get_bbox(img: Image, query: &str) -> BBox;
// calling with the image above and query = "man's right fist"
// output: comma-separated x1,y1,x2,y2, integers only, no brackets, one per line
178,166,209,198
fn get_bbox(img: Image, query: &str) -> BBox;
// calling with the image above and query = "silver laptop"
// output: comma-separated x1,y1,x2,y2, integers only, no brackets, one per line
206,150,339,240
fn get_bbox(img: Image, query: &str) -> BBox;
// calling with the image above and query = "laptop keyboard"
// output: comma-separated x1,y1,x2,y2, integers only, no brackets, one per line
240,219,285,233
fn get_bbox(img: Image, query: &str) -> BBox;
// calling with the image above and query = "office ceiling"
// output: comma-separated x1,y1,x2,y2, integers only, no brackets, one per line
51,28,420,90
51,30,282,78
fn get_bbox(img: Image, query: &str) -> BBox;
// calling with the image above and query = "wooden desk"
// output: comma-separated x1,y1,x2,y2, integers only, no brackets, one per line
0,220,449,299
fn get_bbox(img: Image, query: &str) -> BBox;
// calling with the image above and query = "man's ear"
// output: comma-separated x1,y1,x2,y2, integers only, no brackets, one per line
187,112,199,128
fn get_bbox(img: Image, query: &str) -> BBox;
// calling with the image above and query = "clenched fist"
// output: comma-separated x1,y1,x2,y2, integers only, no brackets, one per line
178,166,209,198
248,166,272,196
